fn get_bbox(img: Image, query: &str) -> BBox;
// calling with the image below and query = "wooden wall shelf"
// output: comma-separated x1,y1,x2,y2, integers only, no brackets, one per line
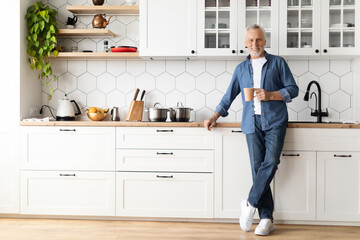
58,29,116,37
67,5,139,15
50,52,141,60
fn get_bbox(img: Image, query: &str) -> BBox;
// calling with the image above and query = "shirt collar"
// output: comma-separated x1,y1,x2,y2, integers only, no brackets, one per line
246,51,269,61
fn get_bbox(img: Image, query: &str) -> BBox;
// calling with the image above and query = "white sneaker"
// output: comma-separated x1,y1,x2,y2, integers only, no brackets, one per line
254,219,274,236
239,200,256,232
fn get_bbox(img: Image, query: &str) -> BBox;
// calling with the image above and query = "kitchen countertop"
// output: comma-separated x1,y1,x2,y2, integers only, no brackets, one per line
19,121,360,128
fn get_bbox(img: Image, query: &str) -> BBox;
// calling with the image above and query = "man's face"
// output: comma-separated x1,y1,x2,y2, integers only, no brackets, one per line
245,29,266,58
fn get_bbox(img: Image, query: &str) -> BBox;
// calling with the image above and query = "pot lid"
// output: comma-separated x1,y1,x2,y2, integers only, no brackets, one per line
172,102,192,110
148,102,168,110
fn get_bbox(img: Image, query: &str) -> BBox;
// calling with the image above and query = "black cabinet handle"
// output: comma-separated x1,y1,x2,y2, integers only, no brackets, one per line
156,129,173,132
323,49,328,53
240,50,244,53
156,152,173,155
60,129,76,132
282,153,300,157
232,50,236,54
156,175,173,178
191,50,195,54
315,49,319,53
231,130,242,133
60,174,76,177
334,154,352,158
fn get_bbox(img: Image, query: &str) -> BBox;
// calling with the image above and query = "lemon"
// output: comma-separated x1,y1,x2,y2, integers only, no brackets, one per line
88,107,97,113
96,107,104,114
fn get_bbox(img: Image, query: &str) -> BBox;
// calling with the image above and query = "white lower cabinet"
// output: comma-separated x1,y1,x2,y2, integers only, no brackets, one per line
20,171,115,216
0,125,19,214
214,128,260,219
116,172,213,218
116,149,213,172
273,151,316,221
317,152,360,222
116,127,213,150
21,127,115,171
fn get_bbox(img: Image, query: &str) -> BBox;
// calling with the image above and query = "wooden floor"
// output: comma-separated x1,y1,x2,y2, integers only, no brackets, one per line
0,218,359,240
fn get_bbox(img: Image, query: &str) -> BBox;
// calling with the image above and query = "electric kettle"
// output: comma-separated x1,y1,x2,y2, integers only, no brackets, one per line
56,95,81,121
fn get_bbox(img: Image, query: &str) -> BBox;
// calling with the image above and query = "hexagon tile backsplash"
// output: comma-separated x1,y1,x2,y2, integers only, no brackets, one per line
43,0,354,122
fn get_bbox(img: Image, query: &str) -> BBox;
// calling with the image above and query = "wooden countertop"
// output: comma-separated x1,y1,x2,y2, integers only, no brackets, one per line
19,121,360,128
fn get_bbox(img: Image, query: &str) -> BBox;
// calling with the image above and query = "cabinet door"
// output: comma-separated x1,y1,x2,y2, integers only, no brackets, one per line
197,0,238,56
139,0,197,57
0,125,19,214
20,171,115,216
116,172,213,218
273,151,316,220
321,0,360,55
214,128,260,219
21,127,115,171
116,127,214,149
279,0,321,55
238,0,279,55
317,152,360,221
116,149,214,172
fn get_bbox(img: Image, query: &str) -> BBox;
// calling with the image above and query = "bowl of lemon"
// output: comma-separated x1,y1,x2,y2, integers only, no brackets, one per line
87,107,109,121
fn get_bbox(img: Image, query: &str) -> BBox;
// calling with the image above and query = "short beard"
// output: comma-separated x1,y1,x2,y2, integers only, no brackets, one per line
249,48,264,58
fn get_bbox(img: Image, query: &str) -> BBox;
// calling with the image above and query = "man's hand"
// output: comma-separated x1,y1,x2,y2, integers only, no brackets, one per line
255,89,283,101
204,112,220,131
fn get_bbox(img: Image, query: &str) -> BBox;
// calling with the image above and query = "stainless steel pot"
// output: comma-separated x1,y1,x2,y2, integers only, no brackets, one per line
146,102,169,122
169,102,193,122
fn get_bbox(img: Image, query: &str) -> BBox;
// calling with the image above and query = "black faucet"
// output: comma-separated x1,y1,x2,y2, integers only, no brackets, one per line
303,80,328,123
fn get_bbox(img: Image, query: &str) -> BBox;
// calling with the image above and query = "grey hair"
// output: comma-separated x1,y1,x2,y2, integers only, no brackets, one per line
246,24,266,40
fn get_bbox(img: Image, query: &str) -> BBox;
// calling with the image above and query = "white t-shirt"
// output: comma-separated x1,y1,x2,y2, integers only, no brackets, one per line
250,57,267,115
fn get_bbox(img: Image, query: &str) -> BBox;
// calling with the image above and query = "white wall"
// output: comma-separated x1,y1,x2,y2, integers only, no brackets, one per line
40,0,357,123
0,0,20,123
352,58,360,121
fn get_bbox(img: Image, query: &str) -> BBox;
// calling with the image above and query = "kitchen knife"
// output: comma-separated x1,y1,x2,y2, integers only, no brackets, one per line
133,88,140,101
140,90,146,101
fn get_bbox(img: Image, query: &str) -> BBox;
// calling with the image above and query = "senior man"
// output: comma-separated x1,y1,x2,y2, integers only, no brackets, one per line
204,24,299,236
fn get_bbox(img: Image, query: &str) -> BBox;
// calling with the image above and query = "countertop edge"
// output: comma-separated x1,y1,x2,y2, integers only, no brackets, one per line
19,121,360,128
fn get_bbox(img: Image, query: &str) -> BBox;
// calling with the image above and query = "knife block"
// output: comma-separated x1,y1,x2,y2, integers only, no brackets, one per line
126,100,144,121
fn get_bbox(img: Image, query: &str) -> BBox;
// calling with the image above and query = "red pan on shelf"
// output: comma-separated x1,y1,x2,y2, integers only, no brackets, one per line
111,46,138,52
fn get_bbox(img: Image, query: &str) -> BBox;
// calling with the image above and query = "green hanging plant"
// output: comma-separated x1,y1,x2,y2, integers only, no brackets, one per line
26,1,60,101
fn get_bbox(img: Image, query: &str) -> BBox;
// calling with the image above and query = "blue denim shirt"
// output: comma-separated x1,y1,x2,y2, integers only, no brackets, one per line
215,52,299,134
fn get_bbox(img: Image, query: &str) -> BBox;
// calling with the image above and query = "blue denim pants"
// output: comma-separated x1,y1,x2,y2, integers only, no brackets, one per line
245,115,287,219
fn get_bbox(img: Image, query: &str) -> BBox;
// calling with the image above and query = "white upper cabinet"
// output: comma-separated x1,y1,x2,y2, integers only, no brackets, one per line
197,0,238,56
321,0,360,55
279,0,321,55
280,0,360,56
139,0,197,57
238,0,279,55
198,0,279,56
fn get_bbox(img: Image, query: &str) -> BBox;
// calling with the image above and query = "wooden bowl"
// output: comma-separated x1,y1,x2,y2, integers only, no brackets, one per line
87,112,107,121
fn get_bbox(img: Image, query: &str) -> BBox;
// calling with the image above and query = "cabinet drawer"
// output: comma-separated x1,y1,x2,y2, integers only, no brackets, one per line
116,149,213,172
20,171,115,216
116,172,213,218
21,127,115,171
116,127,214,149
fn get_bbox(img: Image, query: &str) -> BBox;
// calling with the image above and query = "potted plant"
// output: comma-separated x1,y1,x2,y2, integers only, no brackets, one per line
25,1,59,100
